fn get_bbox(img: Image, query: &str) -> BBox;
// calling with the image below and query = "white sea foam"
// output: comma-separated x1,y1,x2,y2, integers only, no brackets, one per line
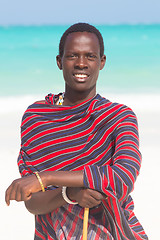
102,92,160,112
0,93,159,114
0,95,42,114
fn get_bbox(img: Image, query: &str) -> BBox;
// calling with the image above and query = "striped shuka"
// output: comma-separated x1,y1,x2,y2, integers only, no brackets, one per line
18,94,148,240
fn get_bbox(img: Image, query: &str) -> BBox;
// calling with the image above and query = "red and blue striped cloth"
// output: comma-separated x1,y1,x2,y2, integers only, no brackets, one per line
18,94,148,239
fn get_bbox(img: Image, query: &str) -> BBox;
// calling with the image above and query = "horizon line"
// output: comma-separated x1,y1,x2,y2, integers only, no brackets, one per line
0,22,160,27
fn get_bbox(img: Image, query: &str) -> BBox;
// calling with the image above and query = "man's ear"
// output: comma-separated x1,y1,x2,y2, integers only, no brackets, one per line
100,55,106,70
56,55,62,70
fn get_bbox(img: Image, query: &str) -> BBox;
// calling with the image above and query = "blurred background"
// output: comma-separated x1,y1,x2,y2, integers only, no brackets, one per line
0,0,160,239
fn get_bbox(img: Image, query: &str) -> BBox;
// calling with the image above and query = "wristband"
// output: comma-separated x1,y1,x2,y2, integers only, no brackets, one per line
62,186,78,205
34,172,45,192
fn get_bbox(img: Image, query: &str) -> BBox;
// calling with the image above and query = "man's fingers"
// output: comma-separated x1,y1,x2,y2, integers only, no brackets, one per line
21,186,32,201
15,185,23,202
5,179,31,205
5,184,13,206
78,188,107,208
85,188,105,201
87,195,101,207
87,199,101,208
5,174,40,205
79,189,102,208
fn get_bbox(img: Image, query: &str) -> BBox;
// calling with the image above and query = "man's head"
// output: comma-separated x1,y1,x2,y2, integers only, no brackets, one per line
59,23,104,58
56,23,106,98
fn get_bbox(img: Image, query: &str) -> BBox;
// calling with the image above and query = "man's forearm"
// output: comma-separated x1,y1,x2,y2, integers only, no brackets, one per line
25,187,65,215
5,170,84,206
41,170,84,188
25,169,84,215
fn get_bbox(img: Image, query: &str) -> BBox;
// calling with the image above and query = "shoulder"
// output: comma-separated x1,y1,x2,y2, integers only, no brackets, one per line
21,100,47,127
96,94,136,118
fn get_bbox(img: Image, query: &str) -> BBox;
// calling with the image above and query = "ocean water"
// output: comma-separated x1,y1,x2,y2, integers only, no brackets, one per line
0,24,160,113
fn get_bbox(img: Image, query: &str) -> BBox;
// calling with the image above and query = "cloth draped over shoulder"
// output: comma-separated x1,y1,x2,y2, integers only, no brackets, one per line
18,94,148,240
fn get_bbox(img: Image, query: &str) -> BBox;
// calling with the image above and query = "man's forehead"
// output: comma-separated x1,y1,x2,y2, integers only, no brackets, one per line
66,31,99,42
64,32,100,50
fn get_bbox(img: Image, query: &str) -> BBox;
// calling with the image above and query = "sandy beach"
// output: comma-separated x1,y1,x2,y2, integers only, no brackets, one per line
1,93,160,240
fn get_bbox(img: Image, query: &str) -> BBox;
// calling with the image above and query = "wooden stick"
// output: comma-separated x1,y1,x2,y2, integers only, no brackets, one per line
83,207,89,240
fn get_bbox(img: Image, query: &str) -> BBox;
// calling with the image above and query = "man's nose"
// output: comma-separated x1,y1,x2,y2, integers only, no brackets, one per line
74,56,88,69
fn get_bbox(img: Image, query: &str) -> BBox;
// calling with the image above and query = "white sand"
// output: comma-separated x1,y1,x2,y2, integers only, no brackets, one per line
1,94,160,240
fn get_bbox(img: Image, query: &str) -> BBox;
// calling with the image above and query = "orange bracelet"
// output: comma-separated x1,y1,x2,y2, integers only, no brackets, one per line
34,172,45,192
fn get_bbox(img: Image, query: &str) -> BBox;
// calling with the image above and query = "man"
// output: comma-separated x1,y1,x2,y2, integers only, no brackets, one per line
5,23,148,239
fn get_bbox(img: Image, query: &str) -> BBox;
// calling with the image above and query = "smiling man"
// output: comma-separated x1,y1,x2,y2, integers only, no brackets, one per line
5,23,148,240
56,30,106,106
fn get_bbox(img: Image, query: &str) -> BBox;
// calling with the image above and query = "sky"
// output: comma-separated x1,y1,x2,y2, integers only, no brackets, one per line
0,0,160,26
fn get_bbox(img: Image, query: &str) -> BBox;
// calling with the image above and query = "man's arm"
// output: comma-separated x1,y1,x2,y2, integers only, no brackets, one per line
24,187,65,215
5,171,105,213
83,115,141,202
25,187,105,215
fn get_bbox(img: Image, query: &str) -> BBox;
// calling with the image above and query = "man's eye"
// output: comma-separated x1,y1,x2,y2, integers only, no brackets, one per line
87,54,96,60
67,54,76,59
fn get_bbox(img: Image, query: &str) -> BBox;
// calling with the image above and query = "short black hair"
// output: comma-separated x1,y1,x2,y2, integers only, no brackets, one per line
59,23,104,57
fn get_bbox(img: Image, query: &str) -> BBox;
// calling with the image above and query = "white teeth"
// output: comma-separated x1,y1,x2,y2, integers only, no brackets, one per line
74,74,88,78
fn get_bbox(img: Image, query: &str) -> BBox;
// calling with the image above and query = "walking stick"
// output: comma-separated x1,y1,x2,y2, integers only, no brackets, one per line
83,207,89,240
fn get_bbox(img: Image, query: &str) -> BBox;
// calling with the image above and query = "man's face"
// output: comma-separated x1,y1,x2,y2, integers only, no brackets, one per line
57,32,106,95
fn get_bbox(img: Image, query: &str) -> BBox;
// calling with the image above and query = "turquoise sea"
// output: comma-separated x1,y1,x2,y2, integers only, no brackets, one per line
0,24,160,98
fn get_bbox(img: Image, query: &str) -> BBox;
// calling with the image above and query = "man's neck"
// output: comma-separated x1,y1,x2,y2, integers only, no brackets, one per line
63,88,96,106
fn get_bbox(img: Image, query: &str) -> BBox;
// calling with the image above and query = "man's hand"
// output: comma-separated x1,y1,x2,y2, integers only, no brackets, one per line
67,187,106,208
5,174,42,206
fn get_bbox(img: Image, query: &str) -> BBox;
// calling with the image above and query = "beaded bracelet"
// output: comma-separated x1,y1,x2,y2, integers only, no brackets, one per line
62,186,78,205
34,172,45,192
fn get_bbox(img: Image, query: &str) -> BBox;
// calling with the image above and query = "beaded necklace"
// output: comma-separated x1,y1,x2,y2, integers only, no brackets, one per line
55,92,65,105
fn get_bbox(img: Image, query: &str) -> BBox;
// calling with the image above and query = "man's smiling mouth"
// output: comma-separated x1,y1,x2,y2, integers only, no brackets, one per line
73,73,89,81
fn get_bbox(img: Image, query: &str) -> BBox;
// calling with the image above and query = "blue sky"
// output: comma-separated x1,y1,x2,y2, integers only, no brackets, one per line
0,0,160,25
